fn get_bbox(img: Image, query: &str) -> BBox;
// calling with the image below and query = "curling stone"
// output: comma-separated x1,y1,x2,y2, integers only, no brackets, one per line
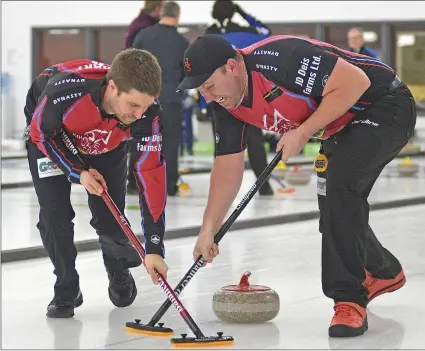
212,271,280,323
273,161,289,179
285,165,311,185
397,156,419,177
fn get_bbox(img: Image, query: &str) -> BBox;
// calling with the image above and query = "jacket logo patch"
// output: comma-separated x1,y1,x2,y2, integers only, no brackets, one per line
263,86,283,103
184,58,191,72
73,129,113,155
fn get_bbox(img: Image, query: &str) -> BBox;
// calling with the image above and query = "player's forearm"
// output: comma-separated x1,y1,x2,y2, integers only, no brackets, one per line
32,129,85,184
29,100,85,183
201,152,245,234
133,137,166,257
298,61,371,138
298,88,362,137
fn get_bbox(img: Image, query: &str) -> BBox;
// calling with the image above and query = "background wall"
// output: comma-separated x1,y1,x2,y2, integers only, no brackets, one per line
1,1,425,140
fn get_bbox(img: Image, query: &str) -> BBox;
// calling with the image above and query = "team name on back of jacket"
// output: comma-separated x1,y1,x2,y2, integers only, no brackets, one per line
77,61,110,71
253,50,279,57
53,92,83,104
56,60,110,75
54,78,86,86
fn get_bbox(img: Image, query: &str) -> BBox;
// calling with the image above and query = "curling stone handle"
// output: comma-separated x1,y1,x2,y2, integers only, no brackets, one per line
237,271,252,288
293,165,302,173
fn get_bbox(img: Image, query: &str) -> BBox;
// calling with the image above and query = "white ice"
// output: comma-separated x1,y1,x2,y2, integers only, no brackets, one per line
2,205,425,349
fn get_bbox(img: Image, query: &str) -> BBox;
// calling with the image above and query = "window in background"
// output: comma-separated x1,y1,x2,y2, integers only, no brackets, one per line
36,29,86,74
267,24,316,39
97,27,127,64
396,31,425,103
179,25,206,43
325,23,382,57
392,22,425,104
95,24,205,64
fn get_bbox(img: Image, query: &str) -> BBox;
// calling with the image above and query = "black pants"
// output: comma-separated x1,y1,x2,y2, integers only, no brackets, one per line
318,84,417,307
246,126,272,193
212,123,272,193
27,141,141,300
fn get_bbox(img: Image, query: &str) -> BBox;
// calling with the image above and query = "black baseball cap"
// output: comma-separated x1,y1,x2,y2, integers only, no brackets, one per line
176,34,236,92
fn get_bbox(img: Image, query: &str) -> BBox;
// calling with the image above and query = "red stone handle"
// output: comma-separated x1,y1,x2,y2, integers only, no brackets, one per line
293,165,302,173
237,271,252,289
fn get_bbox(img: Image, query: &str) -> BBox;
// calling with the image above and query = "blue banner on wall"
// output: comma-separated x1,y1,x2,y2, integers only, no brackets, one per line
1,73,11,95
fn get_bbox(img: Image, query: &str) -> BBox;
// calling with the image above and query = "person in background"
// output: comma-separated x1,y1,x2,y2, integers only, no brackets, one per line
347,27,379,58
133,1,190,196
181,90,197,156
199,0,274,196
126,1,164,194
125,0,163,49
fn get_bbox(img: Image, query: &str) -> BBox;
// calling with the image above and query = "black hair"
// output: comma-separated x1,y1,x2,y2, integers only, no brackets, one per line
212,0,235,24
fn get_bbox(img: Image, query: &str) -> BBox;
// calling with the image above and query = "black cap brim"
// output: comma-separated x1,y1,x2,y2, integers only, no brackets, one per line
176,72,213,92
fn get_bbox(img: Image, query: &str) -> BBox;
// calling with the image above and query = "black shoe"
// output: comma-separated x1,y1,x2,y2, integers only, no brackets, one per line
127,184,138,195
167,185,180,197
106,268,137,307
46,290,83,318
259,183,274,196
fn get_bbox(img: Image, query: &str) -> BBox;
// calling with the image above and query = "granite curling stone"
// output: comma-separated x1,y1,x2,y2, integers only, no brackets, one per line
212,271,280,323
397,157,419,177
285,165,311,185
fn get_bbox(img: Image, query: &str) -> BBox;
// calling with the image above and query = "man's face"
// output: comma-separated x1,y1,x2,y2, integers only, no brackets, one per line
348,29,365,51
198,59,246,110
152,3,163,19
108,80,155,125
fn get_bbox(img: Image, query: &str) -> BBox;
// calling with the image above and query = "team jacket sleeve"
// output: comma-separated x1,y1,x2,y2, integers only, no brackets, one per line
237,6,271,36
29,91,86,184
212,102,249,156
267,38,339,97
130,103,166,257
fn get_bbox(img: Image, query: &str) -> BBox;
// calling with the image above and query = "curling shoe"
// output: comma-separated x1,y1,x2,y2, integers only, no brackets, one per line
329,302,368,337
106,267,137,307
363,269,406,304
46,290,83,318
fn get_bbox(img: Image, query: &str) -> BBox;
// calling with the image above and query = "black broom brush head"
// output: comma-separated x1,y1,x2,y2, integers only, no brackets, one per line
171,332,234,347
126,319,174,336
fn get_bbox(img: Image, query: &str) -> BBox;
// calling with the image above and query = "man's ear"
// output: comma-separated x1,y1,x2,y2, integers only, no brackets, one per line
109,79,121,95
226,58,238,74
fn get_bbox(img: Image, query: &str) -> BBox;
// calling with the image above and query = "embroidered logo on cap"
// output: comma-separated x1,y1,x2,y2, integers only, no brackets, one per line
184,58,191,72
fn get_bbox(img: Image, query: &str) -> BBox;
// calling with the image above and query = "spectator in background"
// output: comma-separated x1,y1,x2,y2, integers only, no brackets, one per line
126,1,163,194
347,27,379,58
125,1,163,49
133,1,189,196
200,0,274,196
181,90,197,156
